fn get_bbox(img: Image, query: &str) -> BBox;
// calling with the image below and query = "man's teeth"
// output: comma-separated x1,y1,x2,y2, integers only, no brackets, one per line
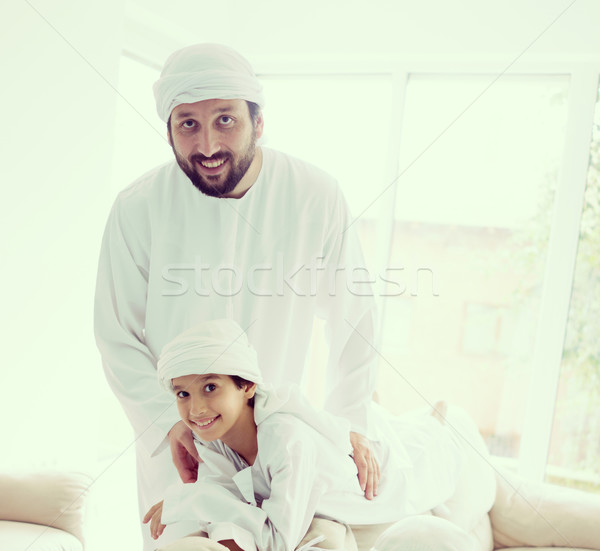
196,417,216,427
201,158,225,168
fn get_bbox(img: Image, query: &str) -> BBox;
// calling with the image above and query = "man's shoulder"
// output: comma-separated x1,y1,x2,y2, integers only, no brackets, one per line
262,147,340,198
115,160,180,206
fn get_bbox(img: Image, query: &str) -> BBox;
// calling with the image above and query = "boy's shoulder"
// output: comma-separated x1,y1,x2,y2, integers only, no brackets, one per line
258,410,315,435
257,412,320,453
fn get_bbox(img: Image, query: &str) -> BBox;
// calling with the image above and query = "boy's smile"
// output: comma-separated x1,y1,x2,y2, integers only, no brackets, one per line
191,415,220,429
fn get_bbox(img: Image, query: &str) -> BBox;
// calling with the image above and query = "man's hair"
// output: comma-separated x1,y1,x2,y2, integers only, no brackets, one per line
230,375,255,408
166,100,261,138
246,101,261,124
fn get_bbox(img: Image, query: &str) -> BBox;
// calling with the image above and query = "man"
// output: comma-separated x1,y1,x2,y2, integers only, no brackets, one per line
95,43,381,550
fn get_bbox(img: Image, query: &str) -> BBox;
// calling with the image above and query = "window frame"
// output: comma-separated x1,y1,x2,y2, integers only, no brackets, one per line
123,50,600,483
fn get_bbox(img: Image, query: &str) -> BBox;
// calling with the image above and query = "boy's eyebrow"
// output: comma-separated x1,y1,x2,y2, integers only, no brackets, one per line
172,374,219,390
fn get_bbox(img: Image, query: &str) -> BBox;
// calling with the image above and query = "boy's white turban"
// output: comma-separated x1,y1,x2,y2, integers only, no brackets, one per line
153,43,265,123
157,318,262,391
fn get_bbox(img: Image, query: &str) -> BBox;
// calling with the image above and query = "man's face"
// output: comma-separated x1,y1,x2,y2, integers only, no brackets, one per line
168,99,263,198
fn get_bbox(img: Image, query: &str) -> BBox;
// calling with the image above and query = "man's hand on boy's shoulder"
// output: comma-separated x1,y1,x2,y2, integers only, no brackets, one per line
169,420,201,483
350,432,380,500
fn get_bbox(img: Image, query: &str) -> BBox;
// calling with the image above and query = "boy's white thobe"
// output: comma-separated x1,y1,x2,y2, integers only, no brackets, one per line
161,403,496,551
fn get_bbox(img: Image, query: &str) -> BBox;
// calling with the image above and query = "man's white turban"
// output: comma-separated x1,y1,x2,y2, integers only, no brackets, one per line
157,318,262,391
153,43,265,123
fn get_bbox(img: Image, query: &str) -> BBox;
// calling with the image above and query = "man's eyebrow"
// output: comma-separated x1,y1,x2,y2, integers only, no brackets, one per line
172,111,196,120
172,105,238,120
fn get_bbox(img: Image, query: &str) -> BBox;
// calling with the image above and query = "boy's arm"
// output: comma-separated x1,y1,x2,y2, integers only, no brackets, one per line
159,428,326,551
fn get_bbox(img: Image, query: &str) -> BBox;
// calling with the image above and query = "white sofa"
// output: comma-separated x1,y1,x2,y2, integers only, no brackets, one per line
488,467,600,550
1,467,598,551
158,467,600,551
0,470,91,551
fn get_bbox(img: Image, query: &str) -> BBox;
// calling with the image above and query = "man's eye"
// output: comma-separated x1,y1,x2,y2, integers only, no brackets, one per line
204,383,217,392
176,390,189,398
182,120,196,128
219,116,233,125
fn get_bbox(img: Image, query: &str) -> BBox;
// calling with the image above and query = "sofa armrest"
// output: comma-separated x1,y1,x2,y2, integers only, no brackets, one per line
0,470,92,545
490,467,600,549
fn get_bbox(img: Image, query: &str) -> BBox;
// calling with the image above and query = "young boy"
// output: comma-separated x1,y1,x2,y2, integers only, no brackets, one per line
144,319,496,551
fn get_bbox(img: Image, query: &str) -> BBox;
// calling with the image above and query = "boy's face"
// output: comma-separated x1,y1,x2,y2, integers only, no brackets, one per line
172,373,256,444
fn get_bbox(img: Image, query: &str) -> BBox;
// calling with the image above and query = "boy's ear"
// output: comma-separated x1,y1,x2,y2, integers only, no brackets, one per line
244,382,257,399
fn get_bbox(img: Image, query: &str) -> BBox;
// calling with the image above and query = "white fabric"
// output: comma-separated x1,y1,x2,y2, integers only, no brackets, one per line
157,319,263,390
161,404,496,551
153,43,265,123
94,146,378,549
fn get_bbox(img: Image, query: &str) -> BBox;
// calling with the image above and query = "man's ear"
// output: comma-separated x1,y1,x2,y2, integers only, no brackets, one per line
167,117,174,147
254,112,264,140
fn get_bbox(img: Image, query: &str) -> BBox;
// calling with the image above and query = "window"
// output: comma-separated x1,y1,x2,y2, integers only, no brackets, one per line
109,55,600,490
377,76,569,467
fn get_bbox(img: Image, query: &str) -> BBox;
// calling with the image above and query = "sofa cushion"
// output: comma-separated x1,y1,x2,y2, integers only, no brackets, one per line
0,470,91,545
491,467,600,549
0,519,83,551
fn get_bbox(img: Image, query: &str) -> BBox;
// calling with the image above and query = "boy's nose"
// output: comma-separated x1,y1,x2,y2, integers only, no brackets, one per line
189,397,207,417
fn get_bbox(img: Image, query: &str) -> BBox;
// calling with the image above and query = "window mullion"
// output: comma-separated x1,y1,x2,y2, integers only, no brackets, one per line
518,68,600,481
374,69,409,345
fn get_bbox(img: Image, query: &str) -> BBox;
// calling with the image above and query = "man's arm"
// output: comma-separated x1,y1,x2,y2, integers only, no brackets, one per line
94,197,182,458
317,186,381,497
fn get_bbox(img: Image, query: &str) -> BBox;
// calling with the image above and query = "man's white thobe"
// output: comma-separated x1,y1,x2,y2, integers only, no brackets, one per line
94,147,378,547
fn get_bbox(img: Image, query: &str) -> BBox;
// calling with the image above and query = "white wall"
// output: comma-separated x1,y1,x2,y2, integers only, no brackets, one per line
124,0,600,66
0,0,124,469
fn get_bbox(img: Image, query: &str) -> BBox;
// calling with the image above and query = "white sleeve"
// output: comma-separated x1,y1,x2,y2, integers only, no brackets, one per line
318,186,379,440
161,433,325,551
94,196,180,456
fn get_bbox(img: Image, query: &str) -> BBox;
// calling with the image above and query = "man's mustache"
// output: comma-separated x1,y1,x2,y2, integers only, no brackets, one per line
190,152,232,163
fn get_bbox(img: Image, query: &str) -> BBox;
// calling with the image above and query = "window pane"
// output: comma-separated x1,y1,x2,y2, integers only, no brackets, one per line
259,75,393,223
546,80,600,492
377,75,570,463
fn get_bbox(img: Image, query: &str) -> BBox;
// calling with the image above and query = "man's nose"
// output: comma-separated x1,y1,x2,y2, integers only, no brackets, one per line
195,127,220,158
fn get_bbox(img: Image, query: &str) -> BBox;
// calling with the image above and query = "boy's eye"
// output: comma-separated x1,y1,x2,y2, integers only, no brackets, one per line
176,390,189,399
204,383,217,393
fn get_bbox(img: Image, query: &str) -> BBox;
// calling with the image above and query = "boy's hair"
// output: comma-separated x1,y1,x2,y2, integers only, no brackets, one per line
230,375,255,408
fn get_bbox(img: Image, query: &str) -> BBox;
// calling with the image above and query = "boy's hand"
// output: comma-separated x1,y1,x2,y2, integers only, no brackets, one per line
350,431,380,500
143,500,165,540
169,420,201,482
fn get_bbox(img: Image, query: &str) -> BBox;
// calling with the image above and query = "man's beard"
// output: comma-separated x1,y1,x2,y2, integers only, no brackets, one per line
173,135,257,198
